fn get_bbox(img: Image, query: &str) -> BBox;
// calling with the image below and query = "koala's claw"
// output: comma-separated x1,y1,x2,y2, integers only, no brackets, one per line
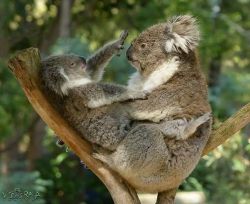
119,30,129,44
115,30,128,56
197,112,211,124
92,153,108,163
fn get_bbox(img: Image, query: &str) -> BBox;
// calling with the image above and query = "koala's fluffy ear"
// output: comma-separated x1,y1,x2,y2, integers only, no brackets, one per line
164,15,200,54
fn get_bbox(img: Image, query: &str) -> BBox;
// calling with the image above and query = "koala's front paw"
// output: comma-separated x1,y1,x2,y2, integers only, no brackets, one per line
119,30,129,44
128,90,147,100
196,112,212,125
114,30,129,56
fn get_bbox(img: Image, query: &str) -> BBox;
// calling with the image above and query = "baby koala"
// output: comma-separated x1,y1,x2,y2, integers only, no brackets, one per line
93,15,212,193
40,31,146,151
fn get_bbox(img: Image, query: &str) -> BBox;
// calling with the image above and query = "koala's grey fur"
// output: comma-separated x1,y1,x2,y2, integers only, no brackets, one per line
93,15,212,193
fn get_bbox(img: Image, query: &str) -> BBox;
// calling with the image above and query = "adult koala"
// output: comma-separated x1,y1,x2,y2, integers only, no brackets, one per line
93,15,212,196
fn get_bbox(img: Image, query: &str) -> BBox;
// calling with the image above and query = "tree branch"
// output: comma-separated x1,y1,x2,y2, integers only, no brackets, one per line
203,103,250,155
8,48,140,204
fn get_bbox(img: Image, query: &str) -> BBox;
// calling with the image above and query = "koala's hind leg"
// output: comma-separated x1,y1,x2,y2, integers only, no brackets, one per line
159,112,211,140
93,124,170,181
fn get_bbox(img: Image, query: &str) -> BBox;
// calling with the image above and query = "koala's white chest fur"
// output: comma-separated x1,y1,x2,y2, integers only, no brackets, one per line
127,57,179,93
60,68,93,95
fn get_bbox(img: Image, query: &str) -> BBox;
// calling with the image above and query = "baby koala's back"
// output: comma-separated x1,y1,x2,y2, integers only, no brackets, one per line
60,86,131,150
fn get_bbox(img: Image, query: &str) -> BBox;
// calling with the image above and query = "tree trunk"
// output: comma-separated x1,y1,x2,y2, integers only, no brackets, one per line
156,188,177,204
59,0,73,38
27,115,46,171
208,57,221,88
8,48,250,204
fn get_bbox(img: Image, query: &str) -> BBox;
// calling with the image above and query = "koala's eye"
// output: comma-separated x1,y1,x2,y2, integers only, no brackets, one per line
70,62,76,67
140,43,147,49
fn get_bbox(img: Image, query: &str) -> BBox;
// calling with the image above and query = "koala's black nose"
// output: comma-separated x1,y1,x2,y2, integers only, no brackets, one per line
126,46,133,61
80,56,86,65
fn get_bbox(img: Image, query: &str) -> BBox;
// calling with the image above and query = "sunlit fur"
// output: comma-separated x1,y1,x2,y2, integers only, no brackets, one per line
165,15,200,53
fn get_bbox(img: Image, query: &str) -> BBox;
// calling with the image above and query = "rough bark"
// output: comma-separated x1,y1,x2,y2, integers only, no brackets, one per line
8,48,250,204
203,103,250,155
156,188,177,204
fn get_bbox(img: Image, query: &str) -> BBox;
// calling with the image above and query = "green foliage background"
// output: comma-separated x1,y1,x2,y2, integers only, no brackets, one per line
0,0,249,203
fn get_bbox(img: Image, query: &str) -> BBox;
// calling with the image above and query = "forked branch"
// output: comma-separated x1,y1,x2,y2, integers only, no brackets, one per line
8,48,250,204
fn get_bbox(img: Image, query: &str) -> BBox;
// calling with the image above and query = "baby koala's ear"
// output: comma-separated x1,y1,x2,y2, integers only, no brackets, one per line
164,15,200,54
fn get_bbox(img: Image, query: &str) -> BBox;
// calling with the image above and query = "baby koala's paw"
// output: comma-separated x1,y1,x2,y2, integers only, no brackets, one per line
176,113,212,140
113,30,129,56
196,112,211,125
